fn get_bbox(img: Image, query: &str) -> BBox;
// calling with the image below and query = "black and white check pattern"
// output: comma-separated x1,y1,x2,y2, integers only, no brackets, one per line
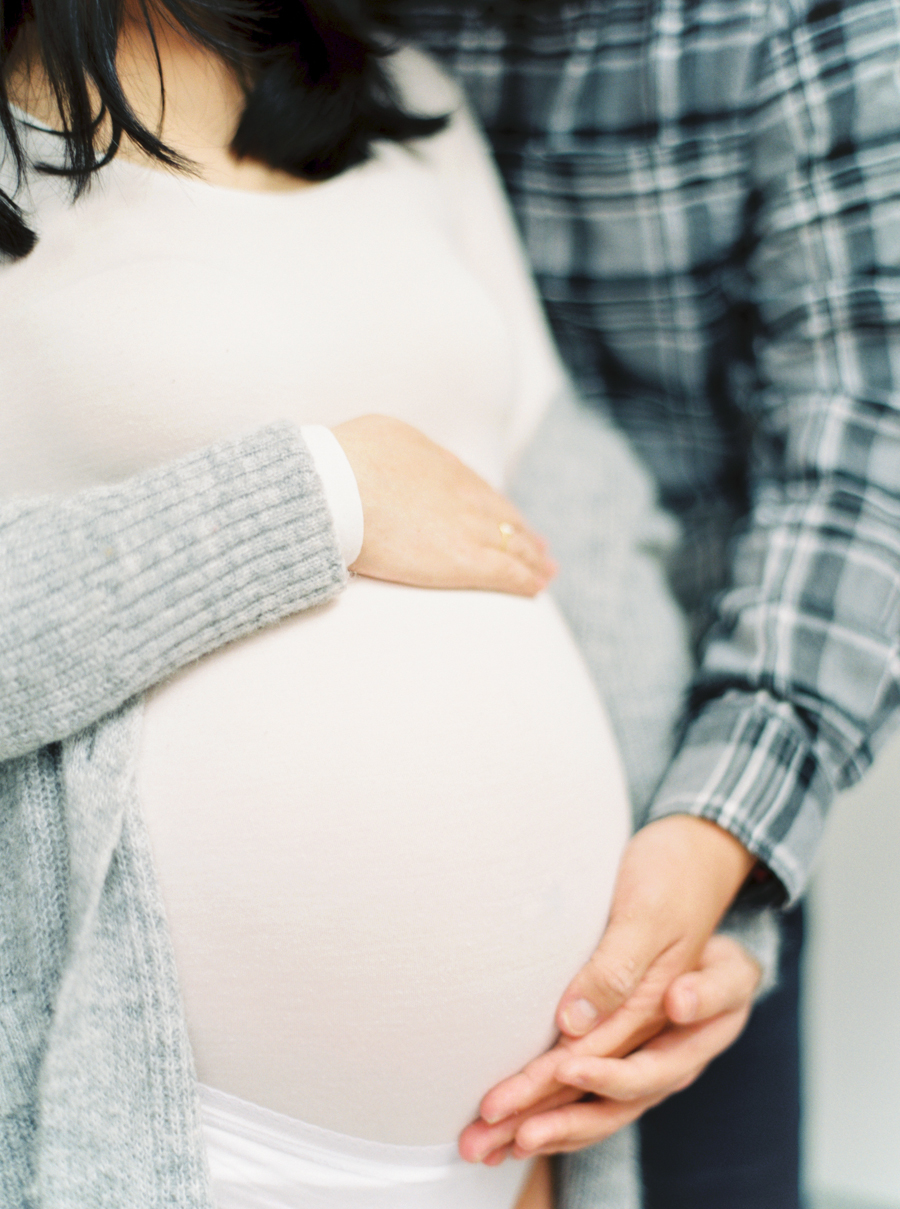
410,0,900,901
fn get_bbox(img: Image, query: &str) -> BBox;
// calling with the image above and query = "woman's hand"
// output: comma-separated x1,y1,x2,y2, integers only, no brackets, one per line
331,415,556,596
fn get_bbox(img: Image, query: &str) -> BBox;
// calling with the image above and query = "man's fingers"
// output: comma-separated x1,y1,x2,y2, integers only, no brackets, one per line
555,916,668,1037
467,821,764,1159
556,1008,752,1104
555,1049,696,1103
665,935,762,1025
464,939,757,1160
473,999,665,1132
555,818,758,1039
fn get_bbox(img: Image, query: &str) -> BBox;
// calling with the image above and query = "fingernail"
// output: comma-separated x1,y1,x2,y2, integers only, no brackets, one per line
561,997,599,1036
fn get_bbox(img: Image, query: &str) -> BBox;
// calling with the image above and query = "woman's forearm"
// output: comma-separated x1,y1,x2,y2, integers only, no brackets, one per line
0,422,346,761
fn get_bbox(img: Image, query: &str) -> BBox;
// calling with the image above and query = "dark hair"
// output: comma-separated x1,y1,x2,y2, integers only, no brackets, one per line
0,0,446,258
380,0,561,37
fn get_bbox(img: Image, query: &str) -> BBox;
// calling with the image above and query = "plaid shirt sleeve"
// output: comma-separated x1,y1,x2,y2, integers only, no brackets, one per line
646,0,900,903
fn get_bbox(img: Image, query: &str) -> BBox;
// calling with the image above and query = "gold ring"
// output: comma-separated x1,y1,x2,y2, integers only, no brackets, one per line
498,521,515,551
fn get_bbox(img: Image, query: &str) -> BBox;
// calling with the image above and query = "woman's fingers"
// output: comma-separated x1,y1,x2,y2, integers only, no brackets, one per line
331,415,556,595
510,1093,664,1156
443,484,557,594
481,1145,513,1167
665,933,762,1024
488,518,553,581
459,1087,582,1162
476,1047,572,1127
471,535,556,597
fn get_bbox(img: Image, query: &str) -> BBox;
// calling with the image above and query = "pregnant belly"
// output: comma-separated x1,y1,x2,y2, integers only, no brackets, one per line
137,578,630,1145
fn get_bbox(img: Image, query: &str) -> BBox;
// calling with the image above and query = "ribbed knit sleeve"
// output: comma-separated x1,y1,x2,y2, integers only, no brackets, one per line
0,422,347,761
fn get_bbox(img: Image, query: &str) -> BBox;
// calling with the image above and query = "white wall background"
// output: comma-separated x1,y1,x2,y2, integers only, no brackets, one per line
803,729,900,1207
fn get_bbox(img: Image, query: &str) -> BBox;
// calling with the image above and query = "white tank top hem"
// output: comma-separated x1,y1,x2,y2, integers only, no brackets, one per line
198,1084,529,1209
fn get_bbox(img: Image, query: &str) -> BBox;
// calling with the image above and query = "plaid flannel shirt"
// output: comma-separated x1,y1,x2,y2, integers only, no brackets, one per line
409,0,900,903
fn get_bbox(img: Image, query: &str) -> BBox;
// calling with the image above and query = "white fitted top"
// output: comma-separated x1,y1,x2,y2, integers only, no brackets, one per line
0,50,630,1151
198,1084,531,1208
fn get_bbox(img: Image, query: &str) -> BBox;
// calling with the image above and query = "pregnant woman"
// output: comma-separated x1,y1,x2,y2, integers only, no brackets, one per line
0,3,637,1206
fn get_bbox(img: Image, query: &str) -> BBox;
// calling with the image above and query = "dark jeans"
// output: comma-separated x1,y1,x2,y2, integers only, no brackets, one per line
639,905,805,1209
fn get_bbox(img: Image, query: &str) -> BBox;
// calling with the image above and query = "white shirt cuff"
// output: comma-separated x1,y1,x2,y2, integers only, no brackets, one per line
300,425,364,568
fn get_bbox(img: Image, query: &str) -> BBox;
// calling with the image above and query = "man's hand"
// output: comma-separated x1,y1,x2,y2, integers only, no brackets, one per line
331,415,556,596
554,815,756,1039
459,933,760,1161
458,815,759,1160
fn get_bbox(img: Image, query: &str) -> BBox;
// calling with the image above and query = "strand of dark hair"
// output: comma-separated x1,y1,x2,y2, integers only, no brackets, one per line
0,0,447,259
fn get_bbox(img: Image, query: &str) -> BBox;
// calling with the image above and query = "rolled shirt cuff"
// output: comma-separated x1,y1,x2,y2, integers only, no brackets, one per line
300,425,364,569
646,689,834,906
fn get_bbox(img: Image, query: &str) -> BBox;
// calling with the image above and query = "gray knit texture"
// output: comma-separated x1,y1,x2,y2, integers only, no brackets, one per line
558,1126,641,1209
1,423,346,1207
1,422,345,761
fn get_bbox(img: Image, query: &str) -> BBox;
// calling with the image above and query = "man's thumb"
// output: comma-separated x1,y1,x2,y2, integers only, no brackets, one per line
556,920,658,1037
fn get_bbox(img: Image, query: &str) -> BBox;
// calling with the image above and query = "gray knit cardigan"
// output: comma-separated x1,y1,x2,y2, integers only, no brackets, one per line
1,424,346,1207
1,409,776,1209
